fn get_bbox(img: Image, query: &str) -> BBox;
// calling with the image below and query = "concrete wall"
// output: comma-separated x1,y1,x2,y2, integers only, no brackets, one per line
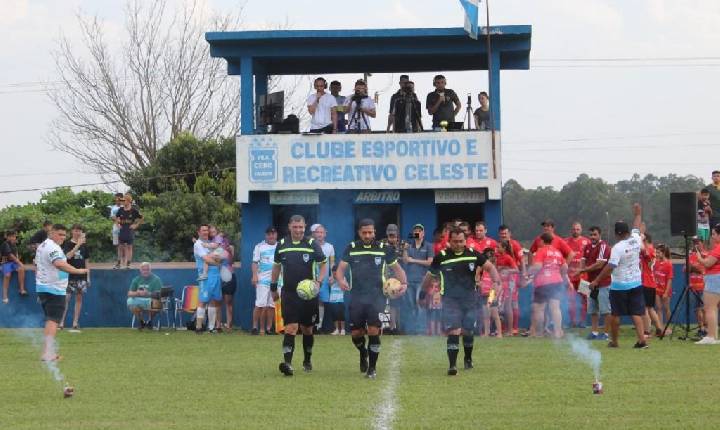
0,263,697,329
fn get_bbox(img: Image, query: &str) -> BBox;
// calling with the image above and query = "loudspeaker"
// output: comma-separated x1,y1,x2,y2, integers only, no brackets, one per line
670,192,697,237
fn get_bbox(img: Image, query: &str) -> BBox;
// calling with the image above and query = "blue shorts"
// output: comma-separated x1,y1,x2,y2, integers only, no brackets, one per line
2,262,20,275
587,287,611,315
318,281,330,303
127,297,151,311
199,274,222,303
704,274,720,296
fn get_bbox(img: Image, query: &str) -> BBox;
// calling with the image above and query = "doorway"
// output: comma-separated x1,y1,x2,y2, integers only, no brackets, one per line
272,205,318,237
353,205,401,240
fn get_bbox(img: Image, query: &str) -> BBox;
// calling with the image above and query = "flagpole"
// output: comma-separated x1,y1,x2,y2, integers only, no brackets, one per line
484,0,497,180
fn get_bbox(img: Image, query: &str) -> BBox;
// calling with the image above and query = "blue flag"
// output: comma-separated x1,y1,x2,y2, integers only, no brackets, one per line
459,0,480,39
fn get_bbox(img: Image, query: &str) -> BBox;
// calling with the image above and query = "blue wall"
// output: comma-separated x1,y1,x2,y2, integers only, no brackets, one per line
1,263,696,330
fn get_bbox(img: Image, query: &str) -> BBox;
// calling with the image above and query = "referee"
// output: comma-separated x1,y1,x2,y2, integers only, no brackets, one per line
270,215,327,376
335,219,408,379
421,227,501,375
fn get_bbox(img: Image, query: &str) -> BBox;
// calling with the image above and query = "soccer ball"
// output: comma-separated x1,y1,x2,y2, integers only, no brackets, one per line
296,279,319,300
383,278,405,299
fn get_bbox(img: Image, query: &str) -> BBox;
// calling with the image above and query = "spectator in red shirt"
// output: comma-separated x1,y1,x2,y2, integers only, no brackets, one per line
528,233,569,338
653,243,674,332
693,224,720,344
473,221,497,252
578,226,611,340
686,238,706,337
565,222,590,328
529,219,574,262
496,240,520,336
498,224,526,334
640,233,664,337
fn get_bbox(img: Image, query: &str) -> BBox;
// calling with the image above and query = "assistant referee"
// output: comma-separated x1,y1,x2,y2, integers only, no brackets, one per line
270,215,327,376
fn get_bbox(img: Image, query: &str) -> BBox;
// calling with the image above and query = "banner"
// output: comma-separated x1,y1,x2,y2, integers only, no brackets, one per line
236,131,501,203
460,0,480,40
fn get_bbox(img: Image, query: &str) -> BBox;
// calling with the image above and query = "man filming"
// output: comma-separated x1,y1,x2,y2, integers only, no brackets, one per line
426,75,461,131
344,79,376,133
387,76,422,133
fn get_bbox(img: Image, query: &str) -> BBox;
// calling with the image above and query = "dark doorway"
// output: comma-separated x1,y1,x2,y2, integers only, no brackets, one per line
436,204,485,230
272,205,318,237
353,205,401,240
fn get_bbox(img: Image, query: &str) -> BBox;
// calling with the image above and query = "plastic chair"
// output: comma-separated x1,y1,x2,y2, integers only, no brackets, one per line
174,285,199,330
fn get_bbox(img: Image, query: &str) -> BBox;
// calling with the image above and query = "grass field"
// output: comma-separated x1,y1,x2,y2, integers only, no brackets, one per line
1,327,718,430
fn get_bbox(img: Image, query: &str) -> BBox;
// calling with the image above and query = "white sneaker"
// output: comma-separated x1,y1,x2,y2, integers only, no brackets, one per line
340,329,345,336
695,336,719,345
331,329,339,335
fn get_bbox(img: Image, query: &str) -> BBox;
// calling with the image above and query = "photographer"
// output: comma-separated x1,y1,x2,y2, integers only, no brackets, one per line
388,78,423,133
426,75,461,130
344,79,376,133
402,224,433,334
306,77,338,133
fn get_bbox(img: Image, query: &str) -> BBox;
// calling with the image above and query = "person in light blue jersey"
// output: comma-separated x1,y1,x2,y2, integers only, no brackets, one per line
193,224,222,334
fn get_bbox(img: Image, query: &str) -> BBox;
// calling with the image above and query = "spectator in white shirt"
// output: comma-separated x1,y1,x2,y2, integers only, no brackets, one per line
306,77,338,133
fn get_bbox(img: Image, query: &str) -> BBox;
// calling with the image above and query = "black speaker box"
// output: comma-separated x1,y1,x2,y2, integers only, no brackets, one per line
670,192,697,237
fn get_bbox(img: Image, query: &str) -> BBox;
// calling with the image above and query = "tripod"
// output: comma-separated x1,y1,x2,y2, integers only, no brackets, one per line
347,96,370,134
659,235,702,340
463,93,474,130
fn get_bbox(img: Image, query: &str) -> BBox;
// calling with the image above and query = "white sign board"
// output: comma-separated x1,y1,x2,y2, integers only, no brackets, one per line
236,131,501,203
434,189,486,204
269,191,319,205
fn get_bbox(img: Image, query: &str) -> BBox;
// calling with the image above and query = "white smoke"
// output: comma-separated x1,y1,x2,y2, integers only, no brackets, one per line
12,314,67,385
564,334,602,380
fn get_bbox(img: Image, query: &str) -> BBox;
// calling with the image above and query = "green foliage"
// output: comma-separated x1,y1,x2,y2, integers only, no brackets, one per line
504,173,705,246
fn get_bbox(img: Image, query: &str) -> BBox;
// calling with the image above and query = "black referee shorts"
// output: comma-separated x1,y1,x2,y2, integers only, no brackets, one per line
610,286,645,317
38,293,66,324
349,295,385,330
281,289,318,327
442,295,477,332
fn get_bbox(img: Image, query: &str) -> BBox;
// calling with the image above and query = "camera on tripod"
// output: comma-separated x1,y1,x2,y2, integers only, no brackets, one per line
352,91,368,103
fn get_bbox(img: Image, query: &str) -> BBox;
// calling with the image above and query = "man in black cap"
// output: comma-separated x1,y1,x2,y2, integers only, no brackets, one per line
529,219,574,262
402,223,434,333
588,203,648,348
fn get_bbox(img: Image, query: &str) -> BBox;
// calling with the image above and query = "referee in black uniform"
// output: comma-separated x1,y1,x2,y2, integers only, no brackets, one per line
421,227,501,375
270,215,327,376
335,218,408,379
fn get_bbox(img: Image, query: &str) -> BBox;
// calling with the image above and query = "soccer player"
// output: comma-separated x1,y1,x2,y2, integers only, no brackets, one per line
193,224,223,334
654,244,674,331
251,227,279,335
473,221,497,252
565,222,590,328
496,240,519,337
578,226,611,340
335,219,408,379
529,219,574,261
421,227,501,375
498,225,525,334
588,204,648,349
640,233,664,337
686,239,706,337
528,233,570,339
35,224,89,361
270,215,327,376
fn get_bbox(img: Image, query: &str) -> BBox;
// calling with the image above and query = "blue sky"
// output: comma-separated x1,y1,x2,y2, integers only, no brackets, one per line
1,0,719,207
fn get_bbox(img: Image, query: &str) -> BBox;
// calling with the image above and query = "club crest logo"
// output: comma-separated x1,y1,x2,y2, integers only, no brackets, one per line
374,256,382,266
303,254,310,263
249,137,278,183
469,263,475,271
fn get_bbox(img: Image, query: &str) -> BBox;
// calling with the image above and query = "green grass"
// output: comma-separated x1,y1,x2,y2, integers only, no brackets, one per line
1,328,718,430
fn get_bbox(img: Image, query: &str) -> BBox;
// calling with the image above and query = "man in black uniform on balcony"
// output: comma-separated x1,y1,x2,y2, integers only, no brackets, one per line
271,215,327,376
421,227,501,375
335,218,408,379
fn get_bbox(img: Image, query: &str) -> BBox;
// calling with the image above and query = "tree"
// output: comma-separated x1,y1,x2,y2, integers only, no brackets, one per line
48,0,242,179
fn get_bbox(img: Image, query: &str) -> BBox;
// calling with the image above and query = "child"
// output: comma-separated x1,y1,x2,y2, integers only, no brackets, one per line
496,241,519,337
688,238,707,337
654,244,674,332
197,227,225,281
698,189,713,245
427,278,442,336
480,248,502,338
640,233,664,337
327,266,346,335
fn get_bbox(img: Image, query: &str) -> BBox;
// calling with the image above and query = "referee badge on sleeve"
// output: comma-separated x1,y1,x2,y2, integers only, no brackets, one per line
374,256,382,266
469,263,475,271
303,254,310,263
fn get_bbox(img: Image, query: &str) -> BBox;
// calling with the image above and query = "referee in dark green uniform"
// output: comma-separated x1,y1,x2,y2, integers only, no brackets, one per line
421,227,501,375
270,215,327,376
335,218,408,379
